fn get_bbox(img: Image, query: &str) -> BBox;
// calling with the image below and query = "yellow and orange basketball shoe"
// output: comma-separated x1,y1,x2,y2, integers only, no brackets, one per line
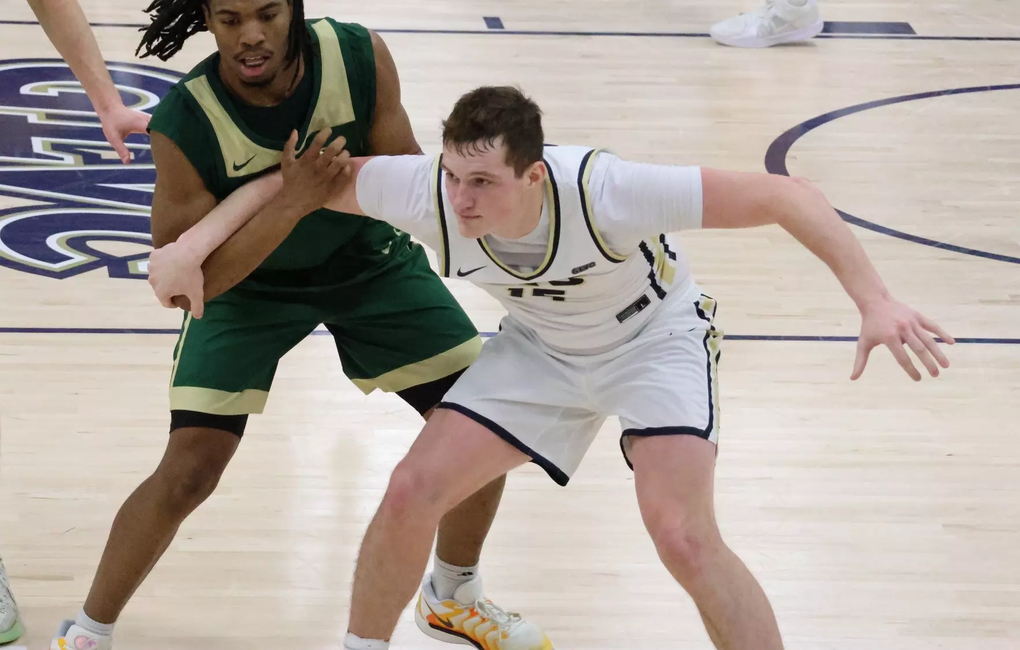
415,575,553,650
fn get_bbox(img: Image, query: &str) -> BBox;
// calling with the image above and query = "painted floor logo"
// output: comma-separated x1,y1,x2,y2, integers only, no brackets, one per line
0,59,182,279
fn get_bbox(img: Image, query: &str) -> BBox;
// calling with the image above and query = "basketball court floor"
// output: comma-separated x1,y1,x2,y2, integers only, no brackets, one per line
0,1,1018,648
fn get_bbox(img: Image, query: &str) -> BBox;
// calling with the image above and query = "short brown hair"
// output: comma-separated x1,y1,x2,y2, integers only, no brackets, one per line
441,86,544,177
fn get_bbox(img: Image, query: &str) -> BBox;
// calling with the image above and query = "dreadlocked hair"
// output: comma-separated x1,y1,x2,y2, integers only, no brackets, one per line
136,0,311,63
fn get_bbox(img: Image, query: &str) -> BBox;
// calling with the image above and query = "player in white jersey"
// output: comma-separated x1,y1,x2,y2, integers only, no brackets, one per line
147,85,954,650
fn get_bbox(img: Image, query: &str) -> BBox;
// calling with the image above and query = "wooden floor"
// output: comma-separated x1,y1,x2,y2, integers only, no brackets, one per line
1,1,1019,648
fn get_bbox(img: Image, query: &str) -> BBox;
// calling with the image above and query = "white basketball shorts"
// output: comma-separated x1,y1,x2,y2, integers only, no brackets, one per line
438,285,723,486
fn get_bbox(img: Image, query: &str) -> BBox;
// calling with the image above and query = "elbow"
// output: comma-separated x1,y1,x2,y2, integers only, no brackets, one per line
767,174,824,223
150,231,170,250
149,220,178,250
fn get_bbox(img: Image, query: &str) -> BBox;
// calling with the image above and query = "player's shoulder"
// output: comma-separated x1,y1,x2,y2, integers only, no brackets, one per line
148,85,201,140
148,56,215,131
307,17,373,44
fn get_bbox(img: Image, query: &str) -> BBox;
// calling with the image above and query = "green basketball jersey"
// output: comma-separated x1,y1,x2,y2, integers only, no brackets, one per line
148,18,387,285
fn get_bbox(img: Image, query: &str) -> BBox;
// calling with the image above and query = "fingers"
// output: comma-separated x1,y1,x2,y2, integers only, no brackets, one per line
326,147,351,175
113,140,131,165
316,135,348,175
887,336,922,381
283,130,299,164
172,295,191,312
903,327,940,378
850,337,871,381
301,128,332,163
920,314,955,345
190,287,205,319
914,321,950,370
157,292,175,309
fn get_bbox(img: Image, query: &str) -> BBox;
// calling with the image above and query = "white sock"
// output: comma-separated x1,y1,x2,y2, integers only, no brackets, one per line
343,632,389,650
430,555,479,600
786,0,809,7
75,607,115,637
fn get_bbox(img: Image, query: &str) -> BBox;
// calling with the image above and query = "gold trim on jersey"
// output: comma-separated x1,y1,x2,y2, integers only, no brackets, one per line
185,19,355,179
350,336,482,394
579,148,627,263
650,237,676,286
184,75,281,178
477,165,560,280
306,19,357,135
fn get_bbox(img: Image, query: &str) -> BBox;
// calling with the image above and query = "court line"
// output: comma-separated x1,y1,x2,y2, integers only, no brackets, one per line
765,84,1020,266
0,327,1014,345
1,19,1019,42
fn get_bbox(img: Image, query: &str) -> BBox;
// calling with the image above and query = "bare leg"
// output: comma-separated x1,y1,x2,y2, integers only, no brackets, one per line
418,406,508,569
434,474,506,567
82,428,239,622
628,435,783,650
347,408,528,641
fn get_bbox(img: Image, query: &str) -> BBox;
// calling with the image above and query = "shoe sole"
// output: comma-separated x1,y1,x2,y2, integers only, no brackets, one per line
712,18,824,48
414,605,478,648
0,619,25,644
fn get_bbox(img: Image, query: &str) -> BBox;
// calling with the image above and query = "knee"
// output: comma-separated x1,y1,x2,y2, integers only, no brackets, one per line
379,460,446,523
151,455,226,515
647,515,722,586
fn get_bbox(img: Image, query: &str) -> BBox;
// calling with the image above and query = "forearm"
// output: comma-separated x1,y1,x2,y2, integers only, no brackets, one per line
28,0,122,113
773,179,891,311
175,172,283,259
201,192,304,301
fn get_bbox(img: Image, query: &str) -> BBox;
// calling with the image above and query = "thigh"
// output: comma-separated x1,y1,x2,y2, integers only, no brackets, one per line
597,293,723,469
325,243,481,406
627,435,720,533
397,407,531,512
169,290,321,424
440,319,604,486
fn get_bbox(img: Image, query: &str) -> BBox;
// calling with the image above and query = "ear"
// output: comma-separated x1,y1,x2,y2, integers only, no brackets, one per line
201,1,211,29
526,160,546,187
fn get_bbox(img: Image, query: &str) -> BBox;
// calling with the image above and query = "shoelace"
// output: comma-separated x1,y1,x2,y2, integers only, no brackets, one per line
475,599,524,633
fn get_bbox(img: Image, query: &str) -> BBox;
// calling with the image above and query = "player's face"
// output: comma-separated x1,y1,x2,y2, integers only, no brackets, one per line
442,140,543,239
205,0,293,88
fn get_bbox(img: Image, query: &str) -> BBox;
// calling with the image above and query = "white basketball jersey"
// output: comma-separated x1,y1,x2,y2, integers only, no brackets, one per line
431,145,694,353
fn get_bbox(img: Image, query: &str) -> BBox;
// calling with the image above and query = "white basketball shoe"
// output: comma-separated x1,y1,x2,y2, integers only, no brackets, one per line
51,619,113,650
415,574,553,649
0,555,25,644
710,0,824,48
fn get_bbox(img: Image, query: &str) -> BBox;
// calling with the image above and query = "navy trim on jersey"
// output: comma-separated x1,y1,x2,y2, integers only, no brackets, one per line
475,157,562,281
578,148,626,264
437,401,571,486
435,154,452,277
659,233,677,261
637,242,667,299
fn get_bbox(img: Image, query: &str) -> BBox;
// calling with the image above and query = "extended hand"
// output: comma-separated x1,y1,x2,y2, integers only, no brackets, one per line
99,103,151,164
281,128,352,216
851,297,955,381
147,241,207,319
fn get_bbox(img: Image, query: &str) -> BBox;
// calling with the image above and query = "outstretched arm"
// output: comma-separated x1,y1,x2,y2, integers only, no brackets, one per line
699,168,954,381
588,153,953,381
147,152,442,313
28,0,150,163
147,129,350,316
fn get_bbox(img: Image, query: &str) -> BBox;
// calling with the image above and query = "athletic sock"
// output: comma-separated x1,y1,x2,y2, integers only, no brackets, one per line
75,608,115,637
431,555,479,600
343,632,389,650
